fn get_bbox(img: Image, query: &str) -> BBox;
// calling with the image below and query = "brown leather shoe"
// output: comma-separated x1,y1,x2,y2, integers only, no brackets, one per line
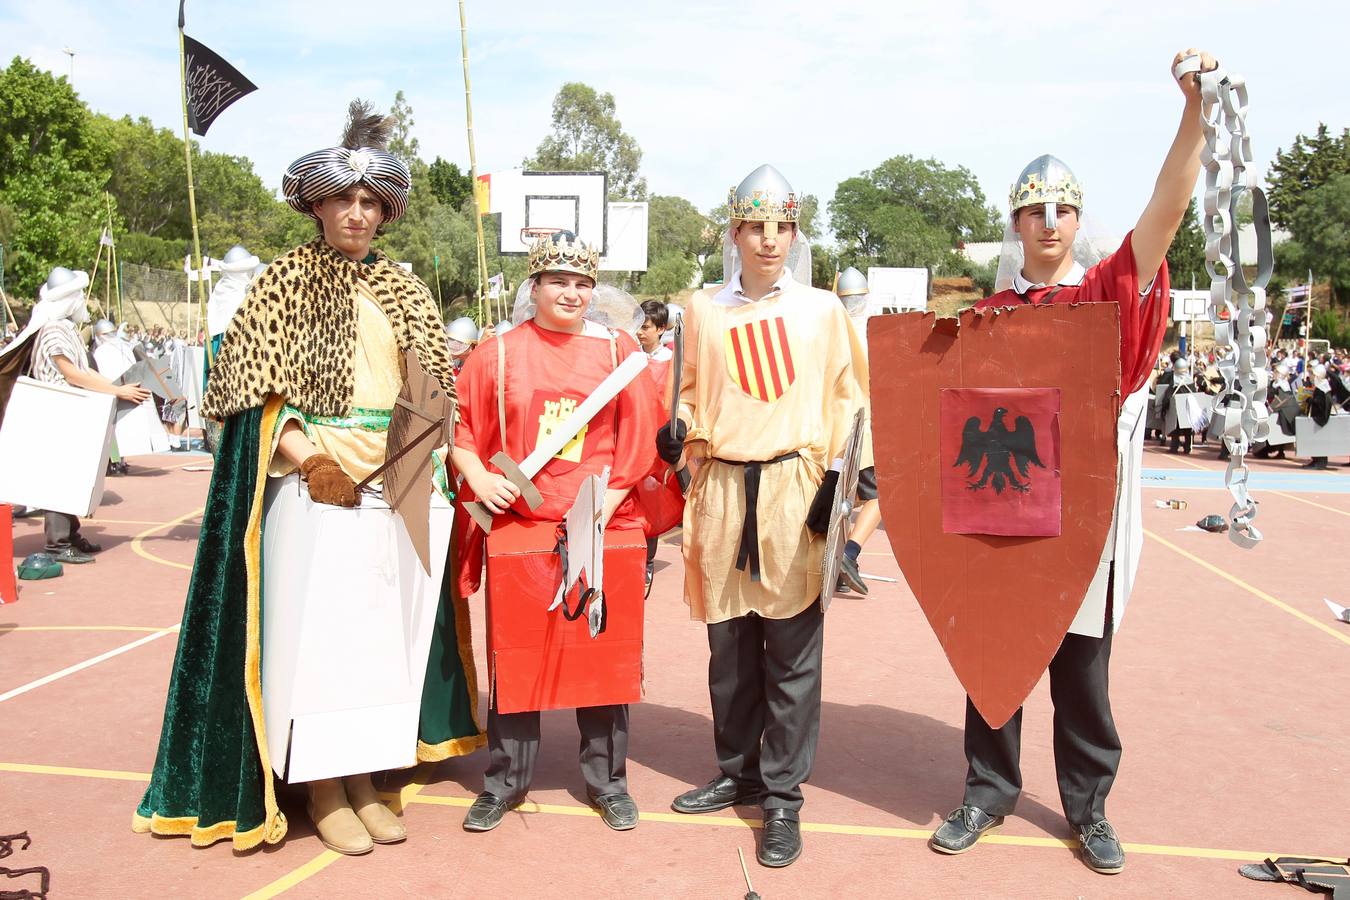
308,779,373,856
344,774,407,844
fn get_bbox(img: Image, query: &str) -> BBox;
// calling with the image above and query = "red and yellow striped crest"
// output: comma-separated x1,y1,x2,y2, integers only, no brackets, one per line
724,316,796,402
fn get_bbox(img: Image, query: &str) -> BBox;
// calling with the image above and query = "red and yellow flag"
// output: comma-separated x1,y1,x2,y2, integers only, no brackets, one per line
724,316,796,402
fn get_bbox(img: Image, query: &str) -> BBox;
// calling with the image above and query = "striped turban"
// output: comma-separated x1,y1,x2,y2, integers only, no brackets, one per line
281,146,412,223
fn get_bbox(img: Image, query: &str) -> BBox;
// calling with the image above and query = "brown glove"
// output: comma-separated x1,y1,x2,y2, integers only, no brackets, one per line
300,453,360,508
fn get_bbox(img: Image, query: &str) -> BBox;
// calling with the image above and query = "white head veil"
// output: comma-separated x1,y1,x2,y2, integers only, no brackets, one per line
207,246,261,338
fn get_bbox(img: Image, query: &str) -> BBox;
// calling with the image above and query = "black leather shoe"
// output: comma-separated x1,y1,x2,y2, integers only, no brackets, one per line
929,805,1003,854
589,792,639,831
462,792,519,832
50,547,94,565
71,534,102,554
1077,819,1125,874
671,776,763,814
838,554,868,594
756,808,801,867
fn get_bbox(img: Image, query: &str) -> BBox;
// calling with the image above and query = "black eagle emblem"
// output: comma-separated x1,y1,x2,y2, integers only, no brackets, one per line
954,407,1044,494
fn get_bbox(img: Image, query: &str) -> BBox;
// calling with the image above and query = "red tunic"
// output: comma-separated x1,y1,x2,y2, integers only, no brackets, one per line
976,231,1169,394
453,320,658,596
633,353,685,536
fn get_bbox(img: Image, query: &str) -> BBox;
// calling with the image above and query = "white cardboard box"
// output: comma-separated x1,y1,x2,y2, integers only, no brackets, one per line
261,474,453,783
1295,415,1350,457
112,399,170,457
0,376,115,516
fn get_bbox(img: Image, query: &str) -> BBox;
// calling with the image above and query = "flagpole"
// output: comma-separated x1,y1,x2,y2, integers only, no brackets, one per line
459,0,490,325
178,17,213,366
1304,268,1313,367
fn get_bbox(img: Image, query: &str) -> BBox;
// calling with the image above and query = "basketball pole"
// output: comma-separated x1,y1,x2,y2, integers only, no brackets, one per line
459,0,490,325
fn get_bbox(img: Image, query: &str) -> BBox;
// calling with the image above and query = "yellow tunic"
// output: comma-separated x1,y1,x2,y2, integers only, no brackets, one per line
677,279,870,623
269,283,403,482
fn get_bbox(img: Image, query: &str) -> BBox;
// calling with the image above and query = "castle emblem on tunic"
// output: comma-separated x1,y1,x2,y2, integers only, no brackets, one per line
537,397,586,463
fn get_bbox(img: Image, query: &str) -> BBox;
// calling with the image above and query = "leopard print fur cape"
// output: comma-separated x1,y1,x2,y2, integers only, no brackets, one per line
201,239,455,420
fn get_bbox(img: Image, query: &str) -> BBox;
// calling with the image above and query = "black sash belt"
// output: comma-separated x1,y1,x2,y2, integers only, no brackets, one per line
713,451,800,583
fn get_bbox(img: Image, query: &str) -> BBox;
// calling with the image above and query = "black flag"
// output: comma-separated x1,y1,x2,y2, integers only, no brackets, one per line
182,34,257,136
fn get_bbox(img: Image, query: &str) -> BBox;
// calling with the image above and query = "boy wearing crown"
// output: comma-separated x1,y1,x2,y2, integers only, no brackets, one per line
449,231,658,834
659,165,869,867
134,102,483,856
927,50,1217,875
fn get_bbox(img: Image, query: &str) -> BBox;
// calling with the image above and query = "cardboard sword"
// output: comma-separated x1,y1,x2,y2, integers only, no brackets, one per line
463,350,649,534
550,467,609,639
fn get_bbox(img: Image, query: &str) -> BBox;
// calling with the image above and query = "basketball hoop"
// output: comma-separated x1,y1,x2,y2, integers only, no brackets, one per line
520,226,561,247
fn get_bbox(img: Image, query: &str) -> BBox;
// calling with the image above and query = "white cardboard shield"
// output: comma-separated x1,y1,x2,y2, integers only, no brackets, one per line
0,376,115,517
261,474,452,783
1295,415,1350,457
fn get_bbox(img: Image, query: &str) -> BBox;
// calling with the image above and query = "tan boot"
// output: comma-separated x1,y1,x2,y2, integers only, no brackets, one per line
344,773,407,844
307,778,373,856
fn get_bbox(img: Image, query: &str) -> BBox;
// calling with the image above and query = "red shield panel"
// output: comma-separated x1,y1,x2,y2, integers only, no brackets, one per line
723,316,796,402
941,388,1061,537
869,303,1121,728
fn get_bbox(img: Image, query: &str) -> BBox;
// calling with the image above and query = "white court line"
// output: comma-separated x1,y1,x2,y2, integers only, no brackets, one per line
0,625,180,703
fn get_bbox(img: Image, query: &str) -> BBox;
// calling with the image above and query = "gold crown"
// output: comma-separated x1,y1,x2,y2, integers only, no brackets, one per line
527,231,600,281
727,187,800,224
1009,171,1084,213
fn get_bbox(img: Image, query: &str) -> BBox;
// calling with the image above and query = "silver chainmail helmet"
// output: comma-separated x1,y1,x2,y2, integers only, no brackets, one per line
994,154,1105,293
835,266,870,316
723,164,812,287
446,316,480,355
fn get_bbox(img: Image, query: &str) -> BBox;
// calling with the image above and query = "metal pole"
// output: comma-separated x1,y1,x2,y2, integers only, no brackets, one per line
459,0,490,325
178,23,213,366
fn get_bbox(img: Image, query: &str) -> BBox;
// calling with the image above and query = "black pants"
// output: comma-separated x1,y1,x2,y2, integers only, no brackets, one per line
43,512,80,552
707,600,824,810
483,703,628,802
962,630,1120,826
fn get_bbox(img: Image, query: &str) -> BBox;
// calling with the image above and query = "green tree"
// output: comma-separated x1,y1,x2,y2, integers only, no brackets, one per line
525,83,647,200
1166,197,1206,287
387,90,419,164
0,149,105,298
829,155,1002,273
0,57,98,188
639,254,695,298
1287,173,1350,303
1266,124,1350,230
93,115,188,237
428,157,473,209
645,195,705,263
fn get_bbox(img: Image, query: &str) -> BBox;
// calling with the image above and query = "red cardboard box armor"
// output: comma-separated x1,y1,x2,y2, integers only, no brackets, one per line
487,515,645,714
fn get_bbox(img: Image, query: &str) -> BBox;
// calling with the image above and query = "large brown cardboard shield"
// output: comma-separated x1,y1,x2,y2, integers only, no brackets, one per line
869,303,1121,728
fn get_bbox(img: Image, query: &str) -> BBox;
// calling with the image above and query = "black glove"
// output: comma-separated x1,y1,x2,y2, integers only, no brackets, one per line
806,469,840,534
656,421,687,465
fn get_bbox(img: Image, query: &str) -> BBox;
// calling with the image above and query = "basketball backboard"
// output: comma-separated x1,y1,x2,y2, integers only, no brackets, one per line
485,170,608,255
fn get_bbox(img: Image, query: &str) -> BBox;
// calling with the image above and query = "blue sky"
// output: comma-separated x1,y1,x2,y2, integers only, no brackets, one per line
2,0,1345,242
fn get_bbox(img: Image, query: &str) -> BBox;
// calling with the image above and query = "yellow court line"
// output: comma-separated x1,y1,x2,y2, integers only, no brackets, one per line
403,793,1328,863
0,625,169,634
1267,489,1350,519
1144,527,1350,647
0,761,149,782
130,508,205,573
240,851,342,900
242,763,439,899
0,762,1335,866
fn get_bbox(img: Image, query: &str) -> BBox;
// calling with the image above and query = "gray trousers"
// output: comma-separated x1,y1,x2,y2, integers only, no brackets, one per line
707,600,824,811
43,512,80,551
962,629,1121,826
483,703,628,802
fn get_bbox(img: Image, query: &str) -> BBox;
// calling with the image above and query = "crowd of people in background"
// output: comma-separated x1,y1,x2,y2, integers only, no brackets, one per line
1148,339,1350,466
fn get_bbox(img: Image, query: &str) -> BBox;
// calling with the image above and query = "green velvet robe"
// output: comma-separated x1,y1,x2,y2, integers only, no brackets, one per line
134,400,484,850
